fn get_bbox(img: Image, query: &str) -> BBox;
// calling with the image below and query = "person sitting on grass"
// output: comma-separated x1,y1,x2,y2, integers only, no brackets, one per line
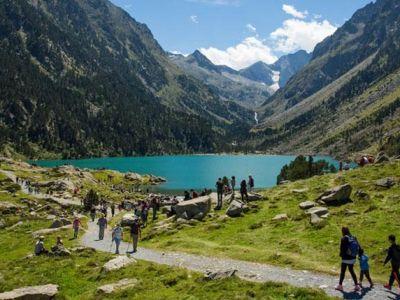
34,236,48,256
384,234,400,290
359,248,373,288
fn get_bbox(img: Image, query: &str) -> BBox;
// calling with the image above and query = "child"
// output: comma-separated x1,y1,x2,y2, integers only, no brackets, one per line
359,248,374,288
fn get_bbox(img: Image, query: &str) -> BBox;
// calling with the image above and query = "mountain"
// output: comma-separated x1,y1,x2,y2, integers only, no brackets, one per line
0,0,254,158
253,0,400,158
239,62,276,86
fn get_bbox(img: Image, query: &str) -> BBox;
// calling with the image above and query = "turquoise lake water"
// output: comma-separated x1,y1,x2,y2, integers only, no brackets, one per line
34,155,339,192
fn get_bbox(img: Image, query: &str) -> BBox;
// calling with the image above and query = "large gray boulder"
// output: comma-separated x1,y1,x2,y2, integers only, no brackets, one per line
317,184,352,205
226,200,244,218
0,284,58,300
103,256,137,272
175,196,211,220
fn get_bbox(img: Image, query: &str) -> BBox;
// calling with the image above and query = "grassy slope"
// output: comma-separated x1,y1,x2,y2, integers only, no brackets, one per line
0,161,332,299
142,161,400,283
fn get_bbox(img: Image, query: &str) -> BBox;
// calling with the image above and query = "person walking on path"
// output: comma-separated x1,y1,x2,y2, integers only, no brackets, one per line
384,234,400,290
248,175,254,193
97,214,107,240
230,176,236,196
90,206,96,222
111,223,123,254
359,248,373,288
129,217,141,253
151,197,159,221
215,178,224,210
111,203,115,217
73,217,82,239
240,179,248,202
335,227,361,292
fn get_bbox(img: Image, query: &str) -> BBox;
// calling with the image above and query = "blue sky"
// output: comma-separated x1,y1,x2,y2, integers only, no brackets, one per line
110,0,373,69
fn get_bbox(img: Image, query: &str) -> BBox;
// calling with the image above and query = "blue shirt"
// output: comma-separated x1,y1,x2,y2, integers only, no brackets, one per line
359,254,369,271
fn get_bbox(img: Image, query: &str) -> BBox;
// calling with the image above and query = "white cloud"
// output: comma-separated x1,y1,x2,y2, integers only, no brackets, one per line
271,19,337,53
246,23,257,33
190,15,199,24
282,4,308,19
200,37,277,70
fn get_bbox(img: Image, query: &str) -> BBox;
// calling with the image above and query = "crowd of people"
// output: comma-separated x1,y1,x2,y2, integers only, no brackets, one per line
214,175,254,209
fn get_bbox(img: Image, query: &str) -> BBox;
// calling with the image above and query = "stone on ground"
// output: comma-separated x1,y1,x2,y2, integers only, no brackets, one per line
310,213,326,227
292,188,309,194
317,184,352,205
97,278,138,294
175,196,211,220
103,255,137,272
121,214,136,227
226,200,244,218
375,177,396,188
50,218,71,229
305,206,328,217
32,225,72,238
299,201,316,210
124,172,143,181
272,214,288,222
205,269,237,280
0,284,58,300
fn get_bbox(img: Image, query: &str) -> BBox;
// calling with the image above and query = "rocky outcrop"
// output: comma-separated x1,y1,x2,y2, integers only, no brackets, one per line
103,256,137,272
175,196,211,220
0,284,58,300
375,177,396,188
299,201,316,210
124,173,143,181
305,207,329,217
32,225,72,238
97,278,138,294
317,184,352,205
226,200,244,218
0,202,22,214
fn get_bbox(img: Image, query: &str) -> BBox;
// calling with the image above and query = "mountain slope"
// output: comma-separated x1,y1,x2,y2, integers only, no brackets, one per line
0,0,253,158
253,0,400,158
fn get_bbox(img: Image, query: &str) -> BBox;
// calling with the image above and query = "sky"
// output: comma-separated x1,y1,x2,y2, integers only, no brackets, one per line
110,0,373,70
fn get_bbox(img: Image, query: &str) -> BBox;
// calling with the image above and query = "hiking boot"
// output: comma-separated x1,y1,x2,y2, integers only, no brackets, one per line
384,284,392,290
335,284,344,291
354,284,361,292
369,283,374,289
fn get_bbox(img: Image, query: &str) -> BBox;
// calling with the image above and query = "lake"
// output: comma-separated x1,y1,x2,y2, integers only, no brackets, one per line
34,155,339,192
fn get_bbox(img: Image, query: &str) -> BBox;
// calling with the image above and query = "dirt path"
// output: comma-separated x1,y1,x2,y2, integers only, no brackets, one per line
81,214,398,300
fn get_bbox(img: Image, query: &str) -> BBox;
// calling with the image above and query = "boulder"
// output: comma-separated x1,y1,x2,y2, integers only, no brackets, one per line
272,214,288,222
375,177,396,188
247,193,263,201
226,200,244,218
124,172,143,181
0,202,21,214
70,246,96,253
50,219,63,229
192,212,205,221
204,269,237,280
310,213,326,227
317,184,352,205
32,225,72,238
51,245,71,256
103,255,137,272
299,201,316,210
292,188,309,194
97,278,138,294
161,206,172,215
305,207,329,217
175,196,211,220
0,284,58,300
355,190,370,200
121,214,136,227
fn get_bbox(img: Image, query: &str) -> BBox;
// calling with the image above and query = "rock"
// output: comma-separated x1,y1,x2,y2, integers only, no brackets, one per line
32,225,72,238
305,206,329,217
247,193,263,201
176,218,190,225
310,213,326,227
218,215,230,222
272,214,288,222
124,172,143,181
226,200,244,218
375,177,396,188
70,246,96,253
103,255,137,272
320,213,330,219
0,219,5,229
207,223,221,230
317,184,352,205
121,214,137,227
51,245,71,256
345,209,358,216
375,153,390,164
292,188,309,194
299,201,316,210
46,215,57,220
175,196,211,220
0,284,58,300
204,269,237,280
50,219,64,229
0,202,21,214
97,278,138,294
192,212,205,221
355,190,370,200
161,206,172,215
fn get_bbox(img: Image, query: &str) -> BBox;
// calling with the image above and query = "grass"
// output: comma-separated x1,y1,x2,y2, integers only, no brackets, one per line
141,161,400,283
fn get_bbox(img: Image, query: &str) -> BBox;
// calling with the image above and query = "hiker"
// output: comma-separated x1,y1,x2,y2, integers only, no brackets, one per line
55,236,63,246
384,234,400,290
34,236,48,256
73,217,82,239
90,206,96,222
151,197,159,221
129,217,141,253
359,248,373,288
141,203,148,228
335,227,360,292
184,190,191,201
111,203,115,217
191,189,198,199
112,223,123,254
215,178,224,210
230,176,236,193
248,175,254,193
240,180,248,202
97,214,107,240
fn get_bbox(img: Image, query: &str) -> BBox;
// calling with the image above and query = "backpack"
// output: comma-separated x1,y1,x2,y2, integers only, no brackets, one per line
346,235,360,257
